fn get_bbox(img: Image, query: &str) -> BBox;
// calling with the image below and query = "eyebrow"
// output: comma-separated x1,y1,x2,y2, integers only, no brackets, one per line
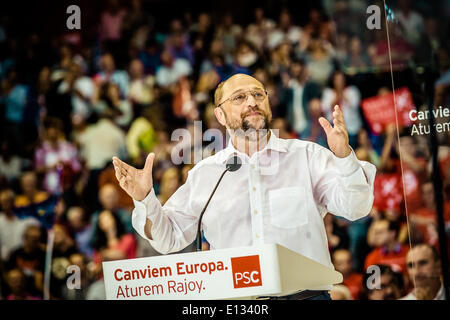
229,86,265,96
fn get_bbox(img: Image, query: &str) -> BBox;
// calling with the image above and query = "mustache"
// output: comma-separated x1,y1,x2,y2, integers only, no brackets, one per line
241,109,264,118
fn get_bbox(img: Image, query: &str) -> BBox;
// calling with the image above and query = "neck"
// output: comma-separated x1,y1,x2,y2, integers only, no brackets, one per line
230,129,271,157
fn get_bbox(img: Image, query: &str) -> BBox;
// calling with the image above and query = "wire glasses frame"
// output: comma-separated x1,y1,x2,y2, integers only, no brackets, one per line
217,89,269,108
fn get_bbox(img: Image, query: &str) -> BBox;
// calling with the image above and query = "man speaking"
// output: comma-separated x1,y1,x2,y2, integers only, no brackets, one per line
112,74,376,300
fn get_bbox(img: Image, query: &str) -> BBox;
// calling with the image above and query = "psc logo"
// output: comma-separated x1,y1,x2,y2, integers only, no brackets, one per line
230,255,262,289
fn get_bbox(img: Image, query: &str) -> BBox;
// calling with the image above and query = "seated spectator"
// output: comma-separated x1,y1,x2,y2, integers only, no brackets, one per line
76,109,127,171
401,243,444,300
304,38,335,87
0,189,40,261
355,128,380,167
271,118,297,140
67,61,95,125
86,248,126,300
368,25,414,70
91,209,137,266
4,268,41,300
394,0,425,47
6,225,46,298
157,167,181,204
361,264,404,300
342,36,370,70
61,252,92,300
14,172,49,208
89,183,133,244
167,29,194,67
332,249,363,299
233,40,260,73
365,219,409,274
267,9,302,50
34,117,82,195
93,53,130,98
303,98,327,147
125,111,158,164
0,139,25,183
409,181,449,246
0,67,29,154
93,82,133,128
98,163,135,212
67,206,93,259
280,58,320,138
303,8,334,42
50,223,78,299
155,50,192,88
245,7,275,52
215,13,243,55
128,58,156,107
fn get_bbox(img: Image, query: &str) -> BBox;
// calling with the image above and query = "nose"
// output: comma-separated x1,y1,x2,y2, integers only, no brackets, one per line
246,93,257,107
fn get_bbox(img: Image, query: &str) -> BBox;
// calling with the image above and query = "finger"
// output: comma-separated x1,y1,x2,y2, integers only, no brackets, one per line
119,175,128,190
333,114,346,131
112,157,133,173
334,105,346,124
337,106,345,125
113,164,123,181
143,153,155,173
318,117,333,135
113,161,128,180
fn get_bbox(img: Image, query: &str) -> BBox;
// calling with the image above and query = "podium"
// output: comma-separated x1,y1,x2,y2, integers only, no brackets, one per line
102,243,343,300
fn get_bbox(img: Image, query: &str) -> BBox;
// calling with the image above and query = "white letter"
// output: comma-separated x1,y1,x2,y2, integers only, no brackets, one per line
66,265,81,289
66,5,81,30
366,265,381,290
366,5,381,30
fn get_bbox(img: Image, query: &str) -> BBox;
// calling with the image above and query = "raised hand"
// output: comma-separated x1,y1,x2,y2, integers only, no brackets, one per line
112,153,155,201
318,105,351,158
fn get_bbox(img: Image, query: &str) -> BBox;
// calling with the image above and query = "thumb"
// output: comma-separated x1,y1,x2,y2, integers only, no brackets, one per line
143,153,155,174
318,117,333,136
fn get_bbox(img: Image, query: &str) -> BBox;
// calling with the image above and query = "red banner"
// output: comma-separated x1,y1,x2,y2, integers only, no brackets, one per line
361,87,415,134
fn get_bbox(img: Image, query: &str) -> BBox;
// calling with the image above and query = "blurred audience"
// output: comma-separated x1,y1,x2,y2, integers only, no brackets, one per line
0,0,448,300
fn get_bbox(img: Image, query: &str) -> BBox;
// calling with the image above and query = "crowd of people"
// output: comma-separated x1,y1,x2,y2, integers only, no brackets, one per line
0,0,449,300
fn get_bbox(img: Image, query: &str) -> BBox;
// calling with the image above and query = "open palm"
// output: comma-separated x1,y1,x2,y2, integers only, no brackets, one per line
318,105,351,158
112,153,155,201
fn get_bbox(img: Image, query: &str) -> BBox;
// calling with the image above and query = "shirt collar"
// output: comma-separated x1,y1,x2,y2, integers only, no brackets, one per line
218,129,288,164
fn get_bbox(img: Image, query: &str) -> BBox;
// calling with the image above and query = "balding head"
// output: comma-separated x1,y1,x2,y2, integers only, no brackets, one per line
214,74,265,107
213,73,271,134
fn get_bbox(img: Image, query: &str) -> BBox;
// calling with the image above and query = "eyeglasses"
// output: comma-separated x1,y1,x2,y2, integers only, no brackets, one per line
217,89,268,108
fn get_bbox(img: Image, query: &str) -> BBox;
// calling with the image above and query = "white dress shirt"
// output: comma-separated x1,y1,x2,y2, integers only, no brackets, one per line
132,131,376,280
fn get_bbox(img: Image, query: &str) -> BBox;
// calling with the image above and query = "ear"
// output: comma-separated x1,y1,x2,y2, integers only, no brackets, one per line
214,107,227,127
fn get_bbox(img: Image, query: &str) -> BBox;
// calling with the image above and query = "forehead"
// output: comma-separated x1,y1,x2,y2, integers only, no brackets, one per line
407,246,433,263
222,75,265,96
334,250,351,260
374,220,389,230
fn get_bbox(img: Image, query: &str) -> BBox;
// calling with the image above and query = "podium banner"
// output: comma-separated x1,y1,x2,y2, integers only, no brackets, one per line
102,244,282,300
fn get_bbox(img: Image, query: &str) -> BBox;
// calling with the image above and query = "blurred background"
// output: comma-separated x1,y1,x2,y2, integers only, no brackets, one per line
0,0,449,300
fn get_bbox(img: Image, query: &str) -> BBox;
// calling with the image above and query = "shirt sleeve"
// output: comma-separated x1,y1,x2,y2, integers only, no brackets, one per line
131,172,198,255
309,145,376,221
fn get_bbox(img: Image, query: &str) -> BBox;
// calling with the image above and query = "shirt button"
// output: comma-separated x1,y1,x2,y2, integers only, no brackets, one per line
254,210,258,214
252,187,256,191
255,233,260,238
251,164,255,169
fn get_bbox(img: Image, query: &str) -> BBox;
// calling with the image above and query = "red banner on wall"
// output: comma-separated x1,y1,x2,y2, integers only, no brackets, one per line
361,87,415,134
